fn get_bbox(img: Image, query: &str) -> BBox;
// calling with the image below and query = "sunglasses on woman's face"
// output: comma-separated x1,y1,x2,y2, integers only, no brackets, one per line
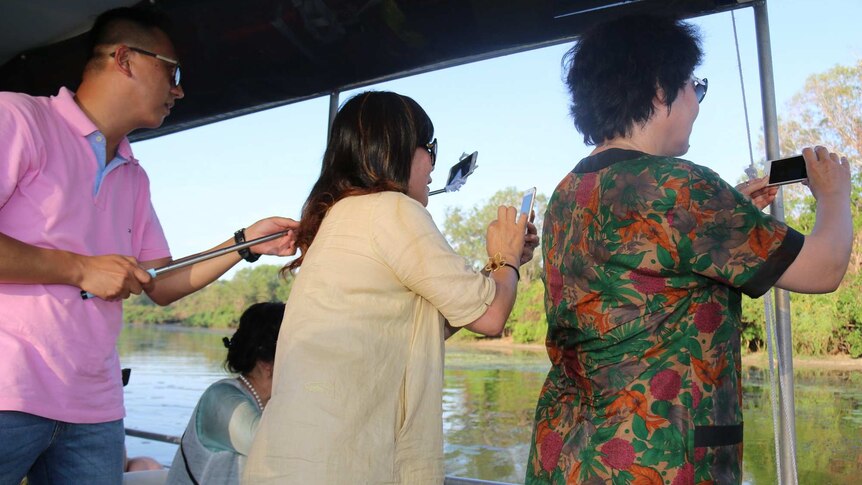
424,138,437,167
691,76,708,103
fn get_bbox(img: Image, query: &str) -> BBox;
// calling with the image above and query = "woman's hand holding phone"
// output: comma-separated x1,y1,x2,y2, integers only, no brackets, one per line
517,187,539,265
521,217,539,266
736,176,777,210
486,205,526,268
803,146,851,203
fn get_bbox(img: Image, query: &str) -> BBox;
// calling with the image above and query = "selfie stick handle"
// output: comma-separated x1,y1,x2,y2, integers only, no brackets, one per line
80,230,290,300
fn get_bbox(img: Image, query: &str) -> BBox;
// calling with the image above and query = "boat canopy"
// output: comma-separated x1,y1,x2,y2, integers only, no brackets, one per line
0,0,755,141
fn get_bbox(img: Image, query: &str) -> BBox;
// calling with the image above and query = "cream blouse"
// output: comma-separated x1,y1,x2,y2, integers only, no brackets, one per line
243,192,495,484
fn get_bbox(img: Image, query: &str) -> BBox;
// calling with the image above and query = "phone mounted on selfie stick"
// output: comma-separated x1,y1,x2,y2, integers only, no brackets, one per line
429,151,479,196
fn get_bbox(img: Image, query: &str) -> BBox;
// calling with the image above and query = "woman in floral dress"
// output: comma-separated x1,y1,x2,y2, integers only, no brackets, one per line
526,14,853,485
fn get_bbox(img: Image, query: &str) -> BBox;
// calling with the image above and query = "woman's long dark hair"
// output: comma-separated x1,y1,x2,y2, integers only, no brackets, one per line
287,91,434,270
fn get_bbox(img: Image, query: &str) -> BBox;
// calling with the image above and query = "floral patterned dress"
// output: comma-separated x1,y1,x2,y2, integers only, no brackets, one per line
526,149,803,485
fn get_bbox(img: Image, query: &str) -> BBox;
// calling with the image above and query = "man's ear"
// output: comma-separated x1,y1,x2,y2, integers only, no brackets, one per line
111,45,134,78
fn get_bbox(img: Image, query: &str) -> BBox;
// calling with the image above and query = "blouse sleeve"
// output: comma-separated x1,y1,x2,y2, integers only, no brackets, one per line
679,164,804,298
195,382,261,456
369,193,496,327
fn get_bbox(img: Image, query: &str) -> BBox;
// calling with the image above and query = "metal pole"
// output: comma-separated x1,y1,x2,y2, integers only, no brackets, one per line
753,3,798,484
81,231,290,300
443,477,514,485
327,90,340,143
124,427,516,484
125,427,181,445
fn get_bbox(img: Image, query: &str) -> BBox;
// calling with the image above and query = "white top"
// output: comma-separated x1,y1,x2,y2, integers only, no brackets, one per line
167,378,261,485
243,192,495,484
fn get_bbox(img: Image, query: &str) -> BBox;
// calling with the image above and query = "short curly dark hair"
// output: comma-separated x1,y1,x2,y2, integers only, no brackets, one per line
224,302,285,374
564,15,703,145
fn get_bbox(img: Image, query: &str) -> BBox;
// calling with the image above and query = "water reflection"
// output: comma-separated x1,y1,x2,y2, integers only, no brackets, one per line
443,346,549,482
740,366,862,484
119,325,862,484
120,325,232,464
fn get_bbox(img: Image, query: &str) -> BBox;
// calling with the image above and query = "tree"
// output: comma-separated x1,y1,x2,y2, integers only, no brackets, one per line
775,60,861,165
771,58,862,273
442,187,547,282
441,187,550,340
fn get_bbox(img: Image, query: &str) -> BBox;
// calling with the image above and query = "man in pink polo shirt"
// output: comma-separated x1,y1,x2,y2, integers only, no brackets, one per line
0,7,297,484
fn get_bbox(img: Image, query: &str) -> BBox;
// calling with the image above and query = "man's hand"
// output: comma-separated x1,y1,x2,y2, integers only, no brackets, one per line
77,254,152,301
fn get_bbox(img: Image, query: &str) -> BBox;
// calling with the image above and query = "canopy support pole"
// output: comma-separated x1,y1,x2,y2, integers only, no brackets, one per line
753,3,798,484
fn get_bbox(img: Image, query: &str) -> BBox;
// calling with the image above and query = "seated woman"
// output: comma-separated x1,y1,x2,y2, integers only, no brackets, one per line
244,91,538,484
166,302,285,485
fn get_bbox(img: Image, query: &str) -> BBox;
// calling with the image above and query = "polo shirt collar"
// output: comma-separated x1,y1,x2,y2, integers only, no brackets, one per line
51,87,137,164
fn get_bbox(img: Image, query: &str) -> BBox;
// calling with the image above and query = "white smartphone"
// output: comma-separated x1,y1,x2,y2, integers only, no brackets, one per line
520,187,536,219
767,155,808,186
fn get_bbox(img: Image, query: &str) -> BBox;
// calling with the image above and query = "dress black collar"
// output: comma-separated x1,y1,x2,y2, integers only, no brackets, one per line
572,148,649,173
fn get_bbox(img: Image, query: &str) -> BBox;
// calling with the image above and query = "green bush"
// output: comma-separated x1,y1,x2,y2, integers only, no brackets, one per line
845,329,862,359
741,294,766,352
445,278,548,343
508,279,547,344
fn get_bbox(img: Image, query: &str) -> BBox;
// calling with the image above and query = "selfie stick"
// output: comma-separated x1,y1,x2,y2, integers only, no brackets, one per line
80,230,291,300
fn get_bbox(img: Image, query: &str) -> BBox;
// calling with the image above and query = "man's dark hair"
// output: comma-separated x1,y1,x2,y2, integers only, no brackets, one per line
224,302,286,374
88,6,174,58
564,15,703,145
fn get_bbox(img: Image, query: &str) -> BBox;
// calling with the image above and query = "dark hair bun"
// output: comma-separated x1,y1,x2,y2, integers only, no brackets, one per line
225,302,286,374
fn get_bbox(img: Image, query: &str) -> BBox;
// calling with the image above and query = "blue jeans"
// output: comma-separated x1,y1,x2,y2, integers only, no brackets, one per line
0,411,124,485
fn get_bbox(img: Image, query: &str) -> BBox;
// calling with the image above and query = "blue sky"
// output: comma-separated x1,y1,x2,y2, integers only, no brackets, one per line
132,0,862,277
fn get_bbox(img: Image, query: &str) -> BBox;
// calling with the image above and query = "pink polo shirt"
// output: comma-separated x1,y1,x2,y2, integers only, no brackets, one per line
0,88,171,423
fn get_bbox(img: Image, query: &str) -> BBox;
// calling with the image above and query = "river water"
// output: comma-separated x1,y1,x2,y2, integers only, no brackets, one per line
119,324,862,483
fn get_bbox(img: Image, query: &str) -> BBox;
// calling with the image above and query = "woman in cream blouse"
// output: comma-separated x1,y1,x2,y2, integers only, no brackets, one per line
243,91,537,484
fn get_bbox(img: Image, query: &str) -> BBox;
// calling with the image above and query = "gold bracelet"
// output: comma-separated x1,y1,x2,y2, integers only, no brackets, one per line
483,253,520,280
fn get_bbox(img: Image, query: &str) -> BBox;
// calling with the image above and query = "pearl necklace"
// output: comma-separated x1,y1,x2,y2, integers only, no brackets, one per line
238,374,264,411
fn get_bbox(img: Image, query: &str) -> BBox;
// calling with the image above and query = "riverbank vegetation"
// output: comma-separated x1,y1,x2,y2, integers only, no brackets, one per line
124,60,861,357
124,265,293,327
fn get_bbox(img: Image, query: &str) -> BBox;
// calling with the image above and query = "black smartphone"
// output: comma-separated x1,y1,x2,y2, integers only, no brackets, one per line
446,151,478,187
767,155,807,186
